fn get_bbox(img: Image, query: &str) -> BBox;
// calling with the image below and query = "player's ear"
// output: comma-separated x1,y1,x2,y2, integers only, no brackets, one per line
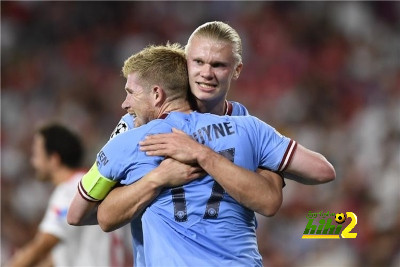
49,152,61,169
233,62,243,80
152,86,166,107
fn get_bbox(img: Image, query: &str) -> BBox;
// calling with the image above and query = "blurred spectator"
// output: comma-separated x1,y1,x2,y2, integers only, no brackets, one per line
5,123,131,266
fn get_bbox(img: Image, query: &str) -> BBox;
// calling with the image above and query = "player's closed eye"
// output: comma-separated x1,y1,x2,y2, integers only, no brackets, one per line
125,88,134,94
211,62,225,68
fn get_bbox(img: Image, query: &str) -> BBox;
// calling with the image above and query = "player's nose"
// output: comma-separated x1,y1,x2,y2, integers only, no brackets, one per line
121,99,129,110
200,64,213,79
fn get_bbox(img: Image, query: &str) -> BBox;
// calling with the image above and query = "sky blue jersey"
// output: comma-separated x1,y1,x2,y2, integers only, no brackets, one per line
98,111,296,266
109,101,250,266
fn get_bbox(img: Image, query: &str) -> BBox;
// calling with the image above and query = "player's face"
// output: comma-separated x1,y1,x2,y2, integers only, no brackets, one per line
122,73,155,128
186,36,242,111
31,134,52,181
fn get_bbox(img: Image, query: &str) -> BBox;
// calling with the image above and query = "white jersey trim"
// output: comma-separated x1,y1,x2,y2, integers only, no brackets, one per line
278,140,297,172
78,180,100,202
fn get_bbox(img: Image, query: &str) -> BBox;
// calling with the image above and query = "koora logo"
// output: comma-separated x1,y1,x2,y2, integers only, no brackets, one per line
335,213,346,224
302,211,357,239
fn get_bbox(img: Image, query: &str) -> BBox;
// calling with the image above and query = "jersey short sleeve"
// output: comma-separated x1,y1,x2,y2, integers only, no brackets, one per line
98,131,149,184
247,116,297,172
79,119,176,201
230,101,250,116
79,128,151,201
99,120,176,185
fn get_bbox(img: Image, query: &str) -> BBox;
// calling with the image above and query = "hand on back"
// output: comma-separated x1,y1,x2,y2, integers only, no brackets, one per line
157,158,206,188
140,128,205,164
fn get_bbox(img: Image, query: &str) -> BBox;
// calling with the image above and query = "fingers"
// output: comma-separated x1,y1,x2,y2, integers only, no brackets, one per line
188,170,207,180
139,143,165,151
172,128,186,135
140,134,176,147
139,143,170,156
140,134,167,143
144,150,167,156
140,136,174,148
139,142,160,150
141,129,190,145
140,137,185,149
188,172,203,180
139,143,181,159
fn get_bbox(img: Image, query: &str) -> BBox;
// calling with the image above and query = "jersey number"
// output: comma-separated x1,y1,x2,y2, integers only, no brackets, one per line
171,148,235,222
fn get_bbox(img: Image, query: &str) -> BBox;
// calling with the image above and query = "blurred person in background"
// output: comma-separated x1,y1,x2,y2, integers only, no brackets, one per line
6,123,132,267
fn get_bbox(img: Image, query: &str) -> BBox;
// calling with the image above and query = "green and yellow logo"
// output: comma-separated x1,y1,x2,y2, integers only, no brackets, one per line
302,211,357,239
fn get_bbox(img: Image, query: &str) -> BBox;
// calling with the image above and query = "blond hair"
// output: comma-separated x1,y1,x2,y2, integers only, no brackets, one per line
122,43,189,98
186,21,242,64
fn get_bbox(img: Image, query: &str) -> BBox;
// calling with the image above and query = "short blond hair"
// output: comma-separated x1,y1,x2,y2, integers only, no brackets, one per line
186,21,242,64
122,43,189,98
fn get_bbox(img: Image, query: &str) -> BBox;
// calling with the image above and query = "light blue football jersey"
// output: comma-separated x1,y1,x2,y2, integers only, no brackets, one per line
98,111,296,266
109,101,250,266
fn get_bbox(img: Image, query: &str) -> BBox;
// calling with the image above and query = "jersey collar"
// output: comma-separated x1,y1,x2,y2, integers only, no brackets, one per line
159,101,232,119
224,100,233,116
158,113,169,119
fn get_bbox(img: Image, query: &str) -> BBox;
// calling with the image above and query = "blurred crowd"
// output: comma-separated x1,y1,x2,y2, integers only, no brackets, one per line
2,1,399,266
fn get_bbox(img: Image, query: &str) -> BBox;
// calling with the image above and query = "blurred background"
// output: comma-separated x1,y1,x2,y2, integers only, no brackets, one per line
1,1,399,266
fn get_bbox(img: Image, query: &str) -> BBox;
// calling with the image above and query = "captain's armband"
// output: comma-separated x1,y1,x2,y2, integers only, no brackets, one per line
78,163,117,202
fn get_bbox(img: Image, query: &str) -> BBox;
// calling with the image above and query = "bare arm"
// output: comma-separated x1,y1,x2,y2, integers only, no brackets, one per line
196,148,283,216
67,193,99,226
140,128,283,217
6,232,59,267
284,144,336,185
97,158,205,232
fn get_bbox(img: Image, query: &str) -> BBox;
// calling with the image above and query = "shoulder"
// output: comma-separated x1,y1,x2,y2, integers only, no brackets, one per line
227,113,256,124
96,127,149,180
228,101,250,116
229,115,276,136
157,112,191,131
102,121,171,162
110,114,135,139
105,125,147,153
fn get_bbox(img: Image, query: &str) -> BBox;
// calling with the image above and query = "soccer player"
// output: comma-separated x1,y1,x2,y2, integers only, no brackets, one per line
69,43,334,266
98,21,335,231
7,123,132,267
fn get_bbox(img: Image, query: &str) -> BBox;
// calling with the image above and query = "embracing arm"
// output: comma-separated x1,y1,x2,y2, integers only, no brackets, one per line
196,147,283,216
140,128,283,217
97,158,205,232
97,170,163,232
284,144,336,185
67,193,99,225
67,163,117,226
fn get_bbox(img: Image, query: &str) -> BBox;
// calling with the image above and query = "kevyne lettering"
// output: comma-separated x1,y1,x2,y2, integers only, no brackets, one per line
192,122,235,143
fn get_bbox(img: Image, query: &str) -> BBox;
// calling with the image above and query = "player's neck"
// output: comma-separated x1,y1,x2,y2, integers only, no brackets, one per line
51,167,78,185
196,99,226,115
157,99,192,117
